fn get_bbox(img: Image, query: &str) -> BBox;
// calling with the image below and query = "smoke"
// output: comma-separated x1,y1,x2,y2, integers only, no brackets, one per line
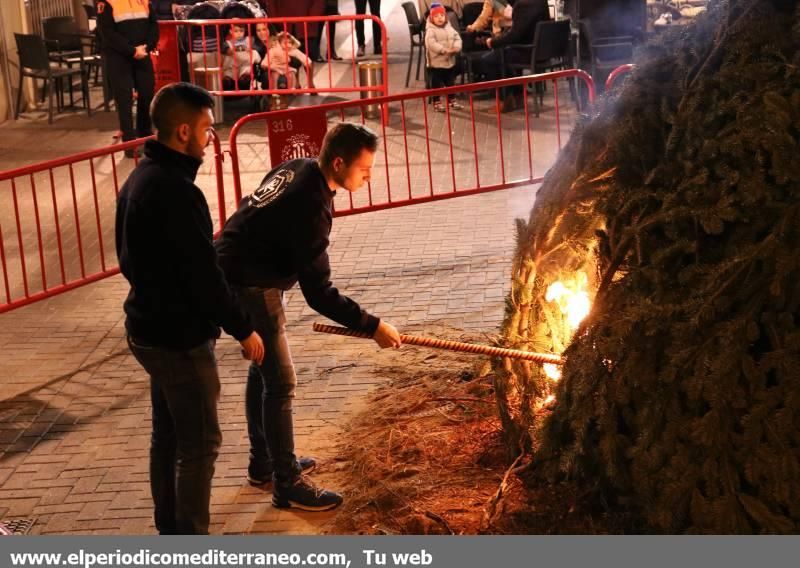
564,0,646,38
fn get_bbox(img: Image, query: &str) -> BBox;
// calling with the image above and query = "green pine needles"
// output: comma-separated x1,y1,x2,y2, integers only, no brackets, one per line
498,0,800,533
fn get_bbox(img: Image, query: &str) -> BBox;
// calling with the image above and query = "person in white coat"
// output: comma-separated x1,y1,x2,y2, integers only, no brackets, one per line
424,3,463,111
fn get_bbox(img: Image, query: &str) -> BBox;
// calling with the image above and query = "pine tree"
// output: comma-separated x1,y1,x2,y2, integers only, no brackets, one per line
497,0,800,532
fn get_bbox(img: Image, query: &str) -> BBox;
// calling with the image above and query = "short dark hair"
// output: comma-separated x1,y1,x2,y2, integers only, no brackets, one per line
318,123,379,169
150,82,215,141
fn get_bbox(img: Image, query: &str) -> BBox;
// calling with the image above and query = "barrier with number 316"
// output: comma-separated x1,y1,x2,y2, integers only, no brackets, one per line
266,108,329,172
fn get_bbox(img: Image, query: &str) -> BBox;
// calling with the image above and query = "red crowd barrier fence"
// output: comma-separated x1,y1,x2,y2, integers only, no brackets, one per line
0,131,227,315
228,69,595,216
605,63,635,92
0,69,595,315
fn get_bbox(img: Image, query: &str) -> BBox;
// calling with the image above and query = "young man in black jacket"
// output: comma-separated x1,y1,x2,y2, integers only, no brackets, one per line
97,0,159,157
116,83,264,534
215,123,402,511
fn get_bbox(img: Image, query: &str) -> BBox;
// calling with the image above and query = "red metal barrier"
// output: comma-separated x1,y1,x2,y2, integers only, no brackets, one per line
0,132,227,315
157,16,389,100
228,69,595,215
0,70,594,315
605,64,634,92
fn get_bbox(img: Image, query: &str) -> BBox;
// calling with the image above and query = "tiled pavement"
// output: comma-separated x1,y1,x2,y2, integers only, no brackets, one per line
0,3,580,534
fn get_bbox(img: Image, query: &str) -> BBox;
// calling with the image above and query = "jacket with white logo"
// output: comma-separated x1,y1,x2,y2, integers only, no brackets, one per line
215,158,380,334
97,0,159,58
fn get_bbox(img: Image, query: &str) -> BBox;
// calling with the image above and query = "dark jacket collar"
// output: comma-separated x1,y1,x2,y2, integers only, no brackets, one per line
143,140,203,181
311,159,335,197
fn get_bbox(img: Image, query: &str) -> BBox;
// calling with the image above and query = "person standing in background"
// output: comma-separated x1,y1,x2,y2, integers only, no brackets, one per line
354,0,381,56
96,0,159,158
311,0,342,61
425,3,463,111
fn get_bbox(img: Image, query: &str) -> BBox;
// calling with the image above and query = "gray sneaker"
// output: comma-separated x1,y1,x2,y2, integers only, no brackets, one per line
272,475,343,511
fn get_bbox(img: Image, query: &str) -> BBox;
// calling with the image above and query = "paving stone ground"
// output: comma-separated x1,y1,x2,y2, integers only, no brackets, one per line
0,1,581,534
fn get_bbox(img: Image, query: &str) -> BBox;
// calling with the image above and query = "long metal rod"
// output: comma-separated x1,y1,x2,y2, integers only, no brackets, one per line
313,322,564,365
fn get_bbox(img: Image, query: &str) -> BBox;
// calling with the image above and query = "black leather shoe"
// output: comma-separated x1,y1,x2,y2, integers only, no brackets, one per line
330,52,342,61
312,56,325,63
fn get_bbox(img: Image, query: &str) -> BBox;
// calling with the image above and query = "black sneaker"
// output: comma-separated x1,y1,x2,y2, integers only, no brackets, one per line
272,475,343,511
247,456,316,487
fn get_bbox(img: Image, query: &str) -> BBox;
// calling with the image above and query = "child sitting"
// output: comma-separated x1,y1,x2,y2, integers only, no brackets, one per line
262,31,316,90
424,3,463,111
223,23,261,91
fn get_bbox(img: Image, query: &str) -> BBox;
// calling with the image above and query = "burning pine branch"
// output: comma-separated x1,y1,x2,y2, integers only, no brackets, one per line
498,0,800,534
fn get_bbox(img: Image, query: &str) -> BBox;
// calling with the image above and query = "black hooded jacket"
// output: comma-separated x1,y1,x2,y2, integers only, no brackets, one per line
215,158,380,334
116,140,253,350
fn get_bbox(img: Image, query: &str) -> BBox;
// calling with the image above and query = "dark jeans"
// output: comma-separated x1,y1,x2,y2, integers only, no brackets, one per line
127,336,221,535
475,48,525,95
105,51,155,142
311,0,339,59
475,48,504,81
354,0,382,51
236,287,301,481
429,66,457,102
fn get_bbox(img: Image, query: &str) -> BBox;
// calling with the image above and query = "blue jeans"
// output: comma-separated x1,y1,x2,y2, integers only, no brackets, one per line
236,287,301,481
127,336,221,535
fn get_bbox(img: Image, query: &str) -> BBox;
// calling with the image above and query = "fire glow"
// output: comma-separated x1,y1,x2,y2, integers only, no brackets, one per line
543,271,592,381
545,272,591,330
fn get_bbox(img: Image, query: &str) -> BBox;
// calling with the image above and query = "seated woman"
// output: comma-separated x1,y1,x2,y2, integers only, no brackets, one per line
465,0,511,37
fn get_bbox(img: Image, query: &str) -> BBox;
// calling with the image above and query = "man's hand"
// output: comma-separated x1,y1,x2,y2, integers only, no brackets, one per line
373,320,402,349
134,45,148,59
466,24,475,32
240,331,265,365
486,38,493,49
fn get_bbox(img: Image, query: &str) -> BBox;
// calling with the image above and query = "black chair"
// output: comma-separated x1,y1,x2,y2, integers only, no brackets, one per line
82,4,113,110
577,18,634,91
14,33,89,124
42,16,104,108
401,1,425,87
82,3,97,29
42,16,84,64
501,19,574,115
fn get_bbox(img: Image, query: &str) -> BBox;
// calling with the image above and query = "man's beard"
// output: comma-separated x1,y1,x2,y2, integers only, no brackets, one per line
187,135,205,161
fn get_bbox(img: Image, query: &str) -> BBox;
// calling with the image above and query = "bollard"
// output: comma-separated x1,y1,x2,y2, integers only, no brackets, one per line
358,62,383,120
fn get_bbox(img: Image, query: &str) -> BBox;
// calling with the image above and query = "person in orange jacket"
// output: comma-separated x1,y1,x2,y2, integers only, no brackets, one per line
97,0,159,157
